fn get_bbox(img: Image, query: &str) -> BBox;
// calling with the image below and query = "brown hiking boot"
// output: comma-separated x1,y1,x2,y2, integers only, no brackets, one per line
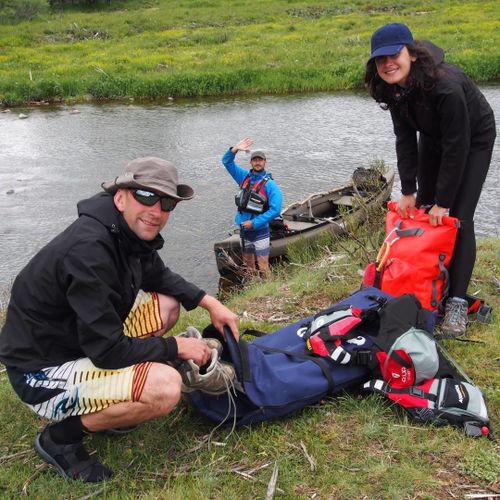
440,297,468,338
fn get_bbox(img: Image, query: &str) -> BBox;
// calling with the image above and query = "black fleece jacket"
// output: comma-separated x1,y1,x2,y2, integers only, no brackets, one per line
389,42,495,208
0,193,206,372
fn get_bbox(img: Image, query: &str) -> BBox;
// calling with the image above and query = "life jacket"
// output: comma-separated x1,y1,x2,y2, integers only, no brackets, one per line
304,293,438,388
363,201,459,311
235,174,270,215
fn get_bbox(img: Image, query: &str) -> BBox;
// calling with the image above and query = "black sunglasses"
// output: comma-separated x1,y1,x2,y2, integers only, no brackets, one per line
131,189,177,212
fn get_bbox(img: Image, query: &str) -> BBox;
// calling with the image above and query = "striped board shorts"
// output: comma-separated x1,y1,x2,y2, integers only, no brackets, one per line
240,227,270,257
7,290,163,421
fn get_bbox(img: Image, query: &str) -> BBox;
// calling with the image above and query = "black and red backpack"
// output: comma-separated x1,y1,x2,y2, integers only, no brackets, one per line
302,290,493,438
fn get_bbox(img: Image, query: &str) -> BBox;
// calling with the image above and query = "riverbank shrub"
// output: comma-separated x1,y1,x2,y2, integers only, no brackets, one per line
0,0,47,21
0,0,499,105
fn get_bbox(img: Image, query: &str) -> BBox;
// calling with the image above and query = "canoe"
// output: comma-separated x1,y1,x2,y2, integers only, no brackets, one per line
214,167,395,276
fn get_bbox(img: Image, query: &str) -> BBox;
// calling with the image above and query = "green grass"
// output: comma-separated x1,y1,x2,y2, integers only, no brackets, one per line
0,2,499,495
1,224,498,497
0,0,499,105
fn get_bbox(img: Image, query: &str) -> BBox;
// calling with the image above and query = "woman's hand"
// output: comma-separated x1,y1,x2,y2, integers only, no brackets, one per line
396,194,416,218
427,204,449,226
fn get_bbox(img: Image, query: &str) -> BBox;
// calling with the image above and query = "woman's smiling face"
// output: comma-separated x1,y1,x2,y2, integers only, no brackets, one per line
375,46,416,87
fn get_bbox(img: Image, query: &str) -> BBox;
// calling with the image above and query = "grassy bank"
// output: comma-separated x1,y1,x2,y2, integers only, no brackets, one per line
1,225,499,497
1,0,499,106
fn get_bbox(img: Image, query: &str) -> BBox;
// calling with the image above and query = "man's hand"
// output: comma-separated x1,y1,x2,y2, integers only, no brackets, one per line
199,295,240,341
231,137,255,154
396,194,416,219
175,337,212,366
241,220,253,230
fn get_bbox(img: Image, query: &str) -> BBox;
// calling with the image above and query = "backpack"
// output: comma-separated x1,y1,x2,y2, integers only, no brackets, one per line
363,333,492,438
302,290,492,438
186,289,390,427
363,201,459,311
363,376,491,438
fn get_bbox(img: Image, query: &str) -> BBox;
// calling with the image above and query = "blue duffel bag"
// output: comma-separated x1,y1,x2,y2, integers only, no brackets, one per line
186,287,393,427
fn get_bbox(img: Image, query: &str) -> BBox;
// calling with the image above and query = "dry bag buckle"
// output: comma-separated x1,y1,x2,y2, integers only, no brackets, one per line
355,350,372,365
410,387,425,398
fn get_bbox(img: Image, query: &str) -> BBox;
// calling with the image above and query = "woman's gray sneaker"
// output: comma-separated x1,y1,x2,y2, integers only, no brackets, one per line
440,297,468,338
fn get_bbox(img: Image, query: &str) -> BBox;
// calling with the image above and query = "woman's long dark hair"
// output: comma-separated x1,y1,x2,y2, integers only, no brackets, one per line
364,40,439,109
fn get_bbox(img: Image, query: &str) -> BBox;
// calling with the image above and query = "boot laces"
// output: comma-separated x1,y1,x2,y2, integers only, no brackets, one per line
208,363,239,444
446,298,467,326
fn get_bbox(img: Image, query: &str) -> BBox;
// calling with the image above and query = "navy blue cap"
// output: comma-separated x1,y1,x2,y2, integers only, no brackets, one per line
369,23,413,61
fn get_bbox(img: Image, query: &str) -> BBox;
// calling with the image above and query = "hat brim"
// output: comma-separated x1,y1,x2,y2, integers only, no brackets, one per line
369,43,405,61
101,178,194,201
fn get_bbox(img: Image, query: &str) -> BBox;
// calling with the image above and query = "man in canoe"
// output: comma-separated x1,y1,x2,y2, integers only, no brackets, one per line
0,157,239,482
222,137,283,277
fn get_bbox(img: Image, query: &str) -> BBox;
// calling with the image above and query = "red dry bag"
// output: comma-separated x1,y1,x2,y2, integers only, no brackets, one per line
363,201,459,311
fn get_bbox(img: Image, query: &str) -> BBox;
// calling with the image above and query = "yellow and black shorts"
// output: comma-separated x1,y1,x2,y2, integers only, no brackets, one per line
7,290,163,421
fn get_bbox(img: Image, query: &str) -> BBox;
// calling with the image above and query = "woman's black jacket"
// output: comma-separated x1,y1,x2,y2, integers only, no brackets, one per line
389,43,496,208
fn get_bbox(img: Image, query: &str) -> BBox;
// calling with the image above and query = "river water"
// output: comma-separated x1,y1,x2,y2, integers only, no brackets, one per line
1,87,499,297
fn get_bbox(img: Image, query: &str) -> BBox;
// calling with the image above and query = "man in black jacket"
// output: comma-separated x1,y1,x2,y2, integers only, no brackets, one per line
0,157,239,482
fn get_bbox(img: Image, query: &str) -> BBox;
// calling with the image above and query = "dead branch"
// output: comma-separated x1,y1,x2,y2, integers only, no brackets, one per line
265,461,279,500
0,449,32,465
21,463,50,496
299,441,317,472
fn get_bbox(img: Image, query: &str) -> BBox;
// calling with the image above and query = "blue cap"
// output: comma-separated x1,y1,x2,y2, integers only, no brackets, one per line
369,23,413,61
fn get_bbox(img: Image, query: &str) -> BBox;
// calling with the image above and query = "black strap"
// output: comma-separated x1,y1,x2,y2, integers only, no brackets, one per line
388,349,413,369
365,379,437,403
394,219,425,238
396,227,424,238
385,385,437,402
436,253,449,309
241,328,268,338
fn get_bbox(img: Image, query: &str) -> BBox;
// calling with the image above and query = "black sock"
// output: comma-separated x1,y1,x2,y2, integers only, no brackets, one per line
48,416,86,444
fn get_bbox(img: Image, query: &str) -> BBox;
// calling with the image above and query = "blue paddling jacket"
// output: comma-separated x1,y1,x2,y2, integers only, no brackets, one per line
222,148,283,231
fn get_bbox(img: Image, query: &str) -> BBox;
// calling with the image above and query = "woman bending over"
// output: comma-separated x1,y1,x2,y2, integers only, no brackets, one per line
365,23,495,337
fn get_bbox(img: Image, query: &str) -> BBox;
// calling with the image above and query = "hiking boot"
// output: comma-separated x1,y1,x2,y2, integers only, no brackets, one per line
440,297,468,338
34,426,112,483
180,348,236,396
176,326,223,355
